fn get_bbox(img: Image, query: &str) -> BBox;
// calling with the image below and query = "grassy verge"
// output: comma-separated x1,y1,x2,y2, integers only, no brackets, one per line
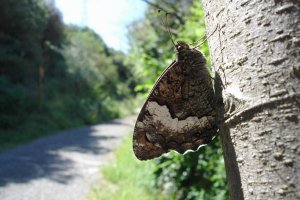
0,110,87,152
0,96,140,152
88,135,164,200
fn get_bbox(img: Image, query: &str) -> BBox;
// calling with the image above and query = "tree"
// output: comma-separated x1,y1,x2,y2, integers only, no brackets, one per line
0,0,49,83
0,0,135,147
202,0,300,199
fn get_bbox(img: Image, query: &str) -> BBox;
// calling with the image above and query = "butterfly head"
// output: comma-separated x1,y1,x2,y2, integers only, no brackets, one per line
175,41,190,52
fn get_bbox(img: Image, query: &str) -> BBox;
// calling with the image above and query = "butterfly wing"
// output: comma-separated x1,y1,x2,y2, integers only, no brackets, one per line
133,50,217,160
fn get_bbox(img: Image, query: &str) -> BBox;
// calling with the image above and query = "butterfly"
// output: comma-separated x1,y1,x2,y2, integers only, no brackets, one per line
133,41,218,160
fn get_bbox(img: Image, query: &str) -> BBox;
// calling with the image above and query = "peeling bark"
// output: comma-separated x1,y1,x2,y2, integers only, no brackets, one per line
201,0,300,199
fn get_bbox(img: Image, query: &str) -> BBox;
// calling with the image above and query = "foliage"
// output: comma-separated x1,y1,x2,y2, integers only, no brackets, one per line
154,138,228,200
0,0,136,151
0,0,229,198
128,1,228,199
0,76,25,129
0,0,48,82
88,136,163,200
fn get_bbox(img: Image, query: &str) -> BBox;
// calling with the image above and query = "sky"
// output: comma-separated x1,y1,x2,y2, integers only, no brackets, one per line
55,0,147,52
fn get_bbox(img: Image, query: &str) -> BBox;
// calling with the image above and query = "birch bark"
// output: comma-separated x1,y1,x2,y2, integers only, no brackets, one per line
201,0,300,199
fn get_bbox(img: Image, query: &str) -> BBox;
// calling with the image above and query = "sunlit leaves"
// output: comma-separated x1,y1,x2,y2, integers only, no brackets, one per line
0,0,136,150
127,1,228,199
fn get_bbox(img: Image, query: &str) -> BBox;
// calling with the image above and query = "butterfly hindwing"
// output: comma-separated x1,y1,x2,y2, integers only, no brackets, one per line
133,42,217,160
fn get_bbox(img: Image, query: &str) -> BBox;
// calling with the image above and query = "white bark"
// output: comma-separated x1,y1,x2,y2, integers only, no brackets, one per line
201,0,300,199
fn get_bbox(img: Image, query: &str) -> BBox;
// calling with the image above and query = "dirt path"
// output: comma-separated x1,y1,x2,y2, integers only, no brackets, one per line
0,116,136,200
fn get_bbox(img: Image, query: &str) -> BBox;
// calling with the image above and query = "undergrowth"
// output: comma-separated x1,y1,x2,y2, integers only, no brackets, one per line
0,92,138,152
88,136,163,200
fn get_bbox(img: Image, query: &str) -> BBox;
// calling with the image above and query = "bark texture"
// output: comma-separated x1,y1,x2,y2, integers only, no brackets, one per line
201,0,300,199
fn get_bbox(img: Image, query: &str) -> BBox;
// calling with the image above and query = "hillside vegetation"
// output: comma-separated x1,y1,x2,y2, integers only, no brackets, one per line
0,0,136,150
90,1,228,199
0,0,228,199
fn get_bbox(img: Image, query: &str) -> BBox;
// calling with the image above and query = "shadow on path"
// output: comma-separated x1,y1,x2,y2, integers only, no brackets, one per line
0,117,135,187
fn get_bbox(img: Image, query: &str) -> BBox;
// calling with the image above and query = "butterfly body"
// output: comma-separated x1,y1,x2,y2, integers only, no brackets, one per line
133,41,217,160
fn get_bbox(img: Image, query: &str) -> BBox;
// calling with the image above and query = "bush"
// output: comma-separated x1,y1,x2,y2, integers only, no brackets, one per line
0,76,25,128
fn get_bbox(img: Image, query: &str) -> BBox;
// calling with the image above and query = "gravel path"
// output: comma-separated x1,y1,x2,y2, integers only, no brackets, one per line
0,116,136,200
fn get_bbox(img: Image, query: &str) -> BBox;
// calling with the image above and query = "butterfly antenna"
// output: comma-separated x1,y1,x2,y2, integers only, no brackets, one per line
165,13,176,47
158,10,176,48
190,33,207,46
194,24,219,49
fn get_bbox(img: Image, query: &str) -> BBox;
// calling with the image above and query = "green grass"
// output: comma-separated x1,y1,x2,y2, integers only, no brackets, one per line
0,113,83,152
0,93,141,153
88,135,164,200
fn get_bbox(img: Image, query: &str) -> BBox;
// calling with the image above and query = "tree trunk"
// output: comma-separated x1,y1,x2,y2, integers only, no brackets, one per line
201,0,300,199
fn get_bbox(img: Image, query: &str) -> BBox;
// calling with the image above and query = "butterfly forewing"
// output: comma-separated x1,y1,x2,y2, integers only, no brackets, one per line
133,42,217,160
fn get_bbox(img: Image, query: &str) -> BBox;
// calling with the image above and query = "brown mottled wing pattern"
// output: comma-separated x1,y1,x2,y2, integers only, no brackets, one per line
133,44,217,160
